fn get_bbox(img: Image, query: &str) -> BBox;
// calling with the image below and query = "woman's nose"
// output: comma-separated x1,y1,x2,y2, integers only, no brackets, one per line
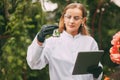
69,17,74,23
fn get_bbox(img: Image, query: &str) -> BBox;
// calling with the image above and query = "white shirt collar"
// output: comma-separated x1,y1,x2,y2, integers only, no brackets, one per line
61,30,82,39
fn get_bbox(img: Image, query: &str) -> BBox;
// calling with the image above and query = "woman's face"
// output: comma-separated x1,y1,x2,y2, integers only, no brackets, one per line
64,8,85,36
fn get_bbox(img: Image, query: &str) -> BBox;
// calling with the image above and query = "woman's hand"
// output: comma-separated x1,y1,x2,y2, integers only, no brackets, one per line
37,25,58,43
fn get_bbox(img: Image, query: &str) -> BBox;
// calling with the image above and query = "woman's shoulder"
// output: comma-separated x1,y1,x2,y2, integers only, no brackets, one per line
81,34,95,40
78,34,97,44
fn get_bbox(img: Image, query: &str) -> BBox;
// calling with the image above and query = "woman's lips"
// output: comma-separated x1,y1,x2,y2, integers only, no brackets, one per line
69,25,74,28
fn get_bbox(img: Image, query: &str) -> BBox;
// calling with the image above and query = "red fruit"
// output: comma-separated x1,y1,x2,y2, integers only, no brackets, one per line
109,31,120,64
110,54,120,64
109,45,120,54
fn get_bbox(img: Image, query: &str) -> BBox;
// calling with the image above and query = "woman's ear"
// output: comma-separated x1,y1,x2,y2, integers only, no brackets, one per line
82,17,87,24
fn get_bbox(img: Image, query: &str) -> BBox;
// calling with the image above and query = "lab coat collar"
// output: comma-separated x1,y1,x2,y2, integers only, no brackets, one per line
61,30,82,39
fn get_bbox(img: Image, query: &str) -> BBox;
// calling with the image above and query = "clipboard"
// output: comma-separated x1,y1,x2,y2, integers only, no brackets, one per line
72,50,104,75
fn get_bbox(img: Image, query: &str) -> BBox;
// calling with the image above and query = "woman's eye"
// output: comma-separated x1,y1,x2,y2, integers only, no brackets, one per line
66,15,71,19
74,16,80,20
64,14,83,21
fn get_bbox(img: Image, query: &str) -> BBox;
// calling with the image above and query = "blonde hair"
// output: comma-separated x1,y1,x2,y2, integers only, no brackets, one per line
58,3,89,35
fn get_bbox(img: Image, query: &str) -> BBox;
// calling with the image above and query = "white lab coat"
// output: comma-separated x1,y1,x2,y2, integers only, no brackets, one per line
27,31,103,80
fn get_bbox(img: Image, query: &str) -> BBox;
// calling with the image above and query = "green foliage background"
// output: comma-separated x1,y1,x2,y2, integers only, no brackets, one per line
0,0,120,80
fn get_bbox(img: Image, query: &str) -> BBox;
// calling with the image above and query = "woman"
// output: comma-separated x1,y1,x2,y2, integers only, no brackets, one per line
27,3,103,80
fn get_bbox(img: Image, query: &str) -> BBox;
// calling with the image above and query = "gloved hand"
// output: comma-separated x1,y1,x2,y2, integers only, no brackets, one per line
87,65,102,78
37,25,58,42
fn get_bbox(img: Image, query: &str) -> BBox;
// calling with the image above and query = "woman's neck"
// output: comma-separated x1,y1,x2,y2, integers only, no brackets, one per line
66,30,79,37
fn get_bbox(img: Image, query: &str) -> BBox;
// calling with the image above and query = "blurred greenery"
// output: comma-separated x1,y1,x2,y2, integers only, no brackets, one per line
0,0,120,80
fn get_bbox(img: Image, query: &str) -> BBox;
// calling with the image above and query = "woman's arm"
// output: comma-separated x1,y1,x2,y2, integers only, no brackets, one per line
26,36,47,69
